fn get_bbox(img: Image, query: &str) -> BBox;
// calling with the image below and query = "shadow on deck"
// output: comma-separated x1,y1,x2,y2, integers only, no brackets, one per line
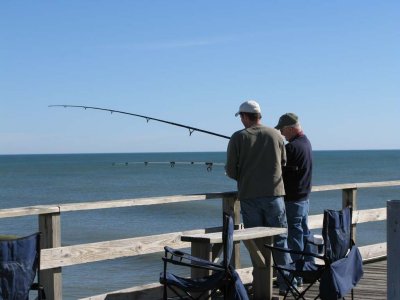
267,259,387,300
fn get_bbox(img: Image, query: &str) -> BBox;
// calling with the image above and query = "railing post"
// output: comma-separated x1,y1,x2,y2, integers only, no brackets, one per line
222,193,241,268
222,193,240,224
342,188,357,242
39,212,62,300
387,200,400,300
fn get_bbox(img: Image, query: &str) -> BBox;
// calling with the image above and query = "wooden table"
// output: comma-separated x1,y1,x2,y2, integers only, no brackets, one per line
181,226,287,300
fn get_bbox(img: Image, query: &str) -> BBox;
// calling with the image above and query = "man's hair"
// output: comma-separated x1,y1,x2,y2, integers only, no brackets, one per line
241,112,261,121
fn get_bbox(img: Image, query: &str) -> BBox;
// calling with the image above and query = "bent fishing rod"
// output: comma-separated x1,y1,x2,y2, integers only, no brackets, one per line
48,104,231,140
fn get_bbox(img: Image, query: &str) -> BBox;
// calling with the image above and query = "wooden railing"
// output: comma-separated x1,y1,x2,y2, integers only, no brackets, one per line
1,180,399,300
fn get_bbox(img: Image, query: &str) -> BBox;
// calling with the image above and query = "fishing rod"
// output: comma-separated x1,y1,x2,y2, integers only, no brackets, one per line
49,104,230,140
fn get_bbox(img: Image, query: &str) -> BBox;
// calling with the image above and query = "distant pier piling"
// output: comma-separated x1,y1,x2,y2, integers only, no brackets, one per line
111,161,223,172
387,200,400,300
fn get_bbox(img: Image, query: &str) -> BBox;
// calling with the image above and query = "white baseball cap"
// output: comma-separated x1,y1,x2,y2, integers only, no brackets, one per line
235,100,261,117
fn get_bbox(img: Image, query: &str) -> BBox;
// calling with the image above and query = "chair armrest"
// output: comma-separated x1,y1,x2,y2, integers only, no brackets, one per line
163,246,224,271
164,246,190,257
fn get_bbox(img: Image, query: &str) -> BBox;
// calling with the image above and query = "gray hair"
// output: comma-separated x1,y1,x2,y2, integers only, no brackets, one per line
287,122,301,130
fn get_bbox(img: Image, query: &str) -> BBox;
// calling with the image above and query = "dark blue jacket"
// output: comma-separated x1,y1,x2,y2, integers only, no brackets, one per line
283,134,313,202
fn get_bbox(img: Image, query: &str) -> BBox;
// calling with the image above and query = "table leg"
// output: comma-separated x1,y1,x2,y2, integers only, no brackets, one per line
190,242,213,278
244,236,273,300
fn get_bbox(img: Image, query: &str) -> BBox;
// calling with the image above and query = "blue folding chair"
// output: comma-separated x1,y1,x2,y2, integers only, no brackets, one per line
160,213,248,299
0,232,45,300
266,207,364,299
319,208,364,300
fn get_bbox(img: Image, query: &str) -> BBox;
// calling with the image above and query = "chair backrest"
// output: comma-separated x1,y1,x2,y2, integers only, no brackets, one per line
320,208,364,299
0,232,41,300
323,207,352,262
222,212,234,270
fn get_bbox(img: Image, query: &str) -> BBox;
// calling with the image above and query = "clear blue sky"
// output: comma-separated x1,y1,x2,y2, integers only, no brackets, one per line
1,1,399,154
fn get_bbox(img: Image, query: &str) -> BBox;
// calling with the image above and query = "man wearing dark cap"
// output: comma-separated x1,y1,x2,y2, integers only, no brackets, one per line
275,113,313,288
226,100,291,294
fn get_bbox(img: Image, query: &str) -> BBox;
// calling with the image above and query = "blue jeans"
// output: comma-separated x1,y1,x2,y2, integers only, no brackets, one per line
240,196,291,290
285,199,313,258
286,199,313,285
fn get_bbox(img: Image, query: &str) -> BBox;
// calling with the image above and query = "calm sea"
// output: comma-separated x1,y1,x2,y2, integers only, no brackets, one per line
1,150,399,299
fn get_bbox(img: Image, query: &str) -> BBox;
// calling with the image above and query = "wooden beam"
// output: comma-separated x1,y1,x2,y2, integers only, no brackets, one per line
40,228,217,269
0,206,59,218
1,180,399,219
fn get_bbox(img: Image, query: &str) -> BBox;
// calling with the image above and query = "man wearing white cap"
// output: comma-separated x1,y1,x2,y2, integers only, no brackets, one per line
225,100,291,294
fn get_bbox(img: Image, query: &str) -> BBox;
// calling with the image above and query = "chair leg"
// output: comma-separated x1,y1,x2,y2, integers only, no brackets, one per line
162,260,168,299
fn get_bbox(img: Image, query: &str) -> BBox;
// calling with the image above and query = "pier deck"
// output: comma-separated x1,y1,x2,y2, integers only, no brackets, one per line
270,259,387,300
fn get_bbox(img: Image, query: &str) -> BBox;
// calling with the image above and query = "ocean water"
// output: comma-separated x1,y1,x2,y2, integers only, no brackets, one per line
0,150,399,299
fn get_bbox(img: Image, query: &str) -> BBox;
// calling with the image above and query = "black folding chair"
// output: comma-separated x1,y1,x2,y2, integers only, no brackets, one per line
159,213,248,300
265,207,364,300
0,232,45,300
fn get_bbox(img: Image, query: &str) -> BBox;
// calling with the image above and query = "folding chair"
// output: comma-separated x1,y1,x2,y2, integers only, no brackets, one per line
159,213,249,300
265,207,364,300
0,232,45,300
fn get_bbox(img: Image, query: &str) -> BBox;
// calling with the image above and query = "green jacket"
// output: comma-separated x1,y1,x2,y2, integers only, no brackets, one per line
226,125,286,200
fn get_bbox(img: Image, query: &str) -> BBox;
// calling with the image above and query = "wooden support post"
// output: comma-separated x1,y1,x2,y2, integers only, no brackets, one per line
39,212,62,300
342,188,357,242
387,200,400,300
222,194,241,268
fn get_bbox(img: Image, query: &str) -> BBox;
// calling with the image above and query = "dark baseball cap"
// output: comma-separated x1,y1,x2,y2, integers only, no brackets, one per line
275,113,298,129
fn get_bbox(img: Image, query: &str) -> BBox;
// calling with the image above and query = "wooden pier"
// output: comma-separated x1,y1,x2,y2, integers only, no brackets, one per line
0,180,399,299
